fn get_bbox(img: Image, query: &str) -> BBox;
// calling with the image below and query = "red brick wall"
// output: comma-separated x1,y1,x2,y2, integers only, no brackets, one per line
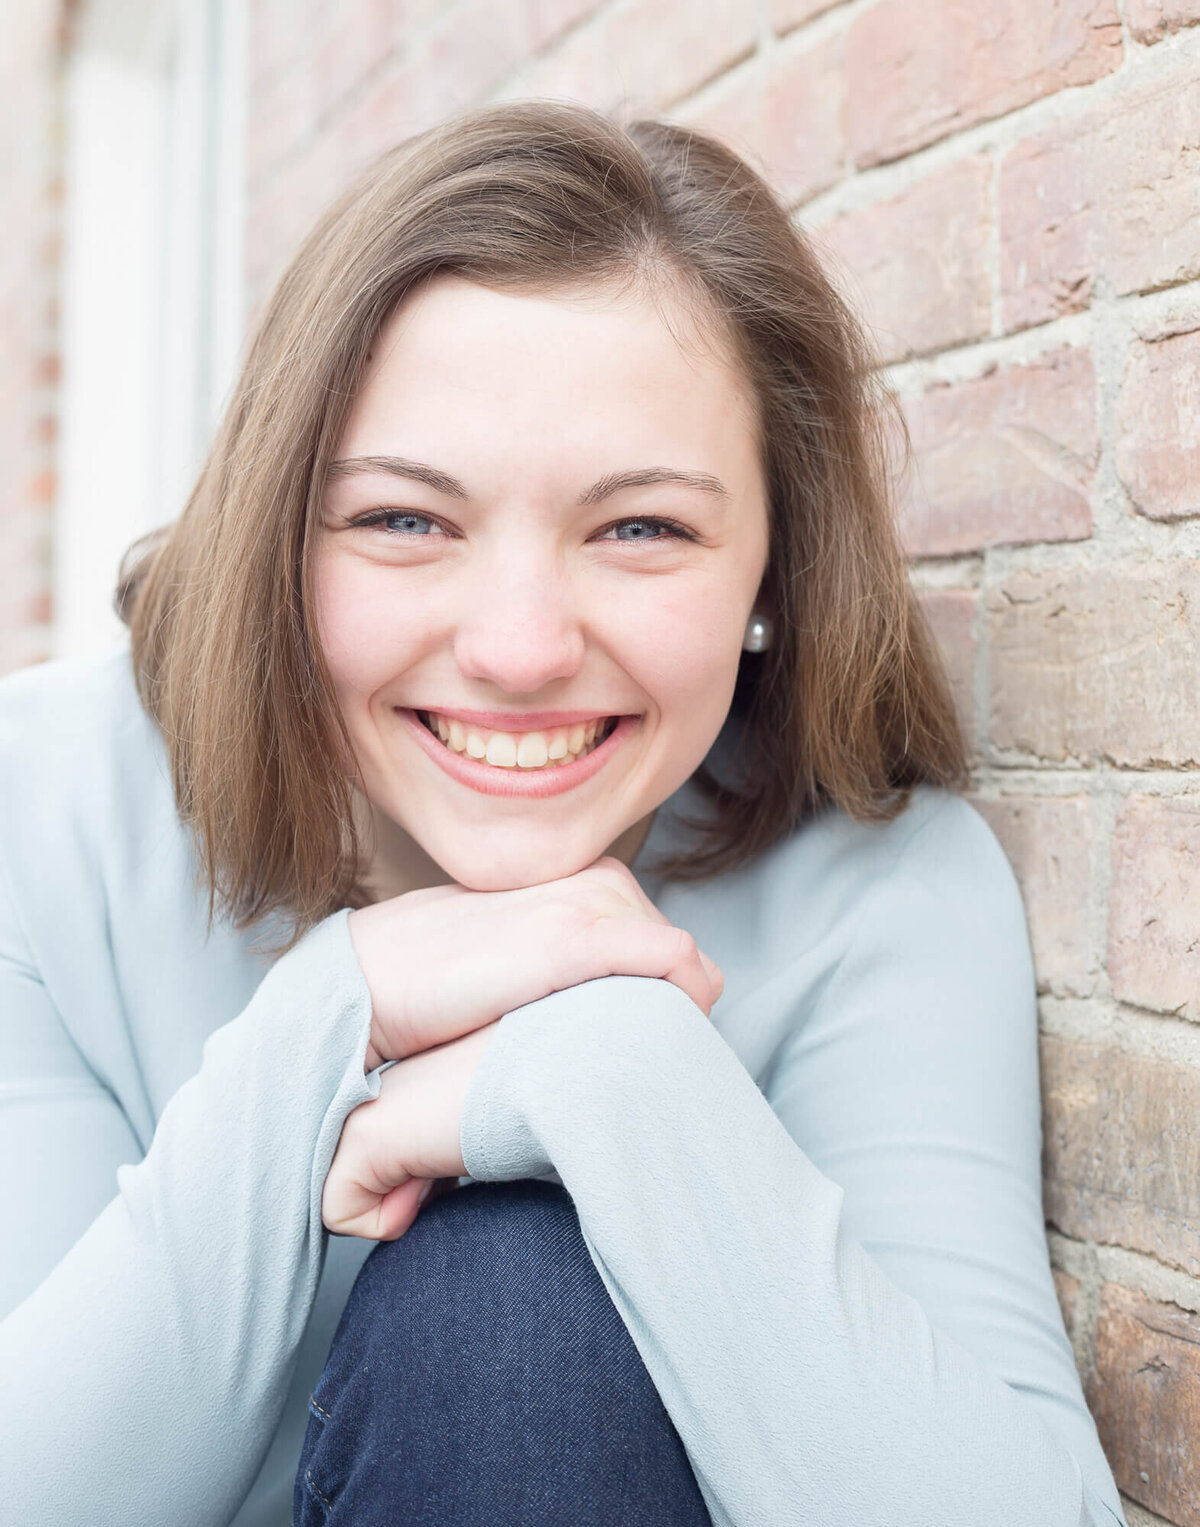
245,8,1200,1522
0,1,64,673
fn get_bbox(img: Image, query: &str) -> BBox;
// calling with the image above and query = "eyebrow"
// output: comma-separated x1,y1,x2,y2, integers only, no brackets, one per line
325,455,730,505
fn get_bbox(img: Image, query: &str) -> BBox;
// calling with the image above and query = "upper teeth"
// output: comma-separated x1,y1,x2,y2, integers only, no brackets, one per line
422,712,612,768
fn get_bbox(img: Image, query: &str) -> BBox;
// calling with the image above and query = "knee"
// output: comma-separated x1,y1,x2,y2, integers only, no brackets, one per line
322,1179,629,1399
298,1180,712,1526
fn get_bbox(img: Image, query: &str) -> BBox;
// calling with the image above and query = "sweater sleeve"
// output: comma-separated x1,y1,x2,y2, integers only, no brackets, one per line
0,884,380,1527
459,802,1127,1527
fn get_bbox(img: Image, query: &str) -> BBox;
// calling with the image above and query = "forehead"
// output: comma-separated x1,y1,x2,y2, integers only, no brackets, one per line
346,272,760,453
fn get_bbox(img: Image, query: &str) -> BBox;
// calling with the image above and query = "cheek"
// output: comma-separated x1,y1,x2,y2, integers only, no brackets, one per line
614,583,742,705
311,554,424,703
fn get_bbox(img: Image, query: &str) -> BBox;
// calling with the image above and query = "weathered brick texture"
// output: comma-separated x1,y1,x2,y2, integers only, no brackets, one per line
1088,1284,1200,1525
605,0,759,110
1000,66,1200,332
424,0,554,112
1109,798,1200,1023
989,564,1200,766
1126,0,1200,43
813,156,992,363
845,0,1121,168
916,587,978,755
1041,1035,1200,1276
678,32,847,212
899,346,1097,555
973,795,1095,997
760,33,846,207
1115,327,1200,522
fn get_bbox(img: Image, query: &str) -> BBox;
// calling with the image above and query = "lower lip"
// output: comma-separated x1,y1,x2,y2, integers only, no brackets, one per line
396,709,639,798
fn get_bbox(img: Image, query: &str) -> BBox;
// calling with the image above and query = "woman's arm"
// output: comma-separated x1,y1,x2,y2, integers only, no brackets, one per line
0,857,380,1526
457,798,1126,1527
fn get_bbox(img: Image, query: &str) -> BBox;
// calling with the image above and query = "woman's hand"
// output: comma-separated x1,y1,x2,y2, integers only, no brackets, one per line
323,1021,498,1240
350,854,723,1069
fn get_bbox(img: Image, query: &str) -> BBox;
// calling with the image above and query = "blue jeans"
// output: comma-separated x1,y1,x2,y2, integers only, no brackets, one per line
294,1179,713,1525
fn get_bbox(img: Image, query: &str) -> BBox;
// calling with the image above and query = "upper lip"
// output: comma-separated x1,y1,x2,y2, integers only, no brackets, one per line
407,706,627,731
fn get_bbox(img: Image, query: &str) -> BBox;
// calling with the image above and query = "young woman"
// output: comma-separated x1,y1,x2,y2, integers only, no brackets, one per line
0,102,1124,1526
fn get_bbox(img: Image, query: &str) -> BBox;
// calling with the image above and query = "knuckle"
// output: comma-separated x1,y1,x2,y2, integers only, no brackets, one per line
667,925,697,963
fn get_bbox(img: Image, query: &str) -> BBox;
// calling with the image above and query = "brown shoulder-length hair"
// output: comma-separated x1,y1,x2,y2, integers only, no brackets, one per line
119,98,966,949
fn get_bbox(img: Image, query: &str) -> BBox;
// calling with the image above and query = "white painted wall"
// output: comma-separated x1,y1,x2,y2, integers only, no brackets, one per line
54,0,247,659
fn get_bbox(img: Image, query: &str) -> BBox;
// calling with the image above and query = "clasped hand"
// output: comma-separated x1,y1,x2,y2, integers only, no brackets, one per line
322,855,724,1242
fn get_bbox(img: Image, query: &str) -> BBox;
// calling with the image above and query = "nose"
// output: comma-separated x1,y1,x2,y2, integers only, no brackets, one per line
451,556,587,697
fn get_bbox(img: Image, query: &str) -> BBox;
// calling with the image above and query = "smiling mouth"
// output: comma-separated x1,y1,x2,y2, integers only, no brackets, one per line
417,711,620,771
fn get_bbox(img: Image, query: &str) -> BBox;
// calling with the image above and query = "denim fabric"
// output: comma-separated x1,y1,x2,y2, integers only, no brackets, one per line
294,1179,713,1525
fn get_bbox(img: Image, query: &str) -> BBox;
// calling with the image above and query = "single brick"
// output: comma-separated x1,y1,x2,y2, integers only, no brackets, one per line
605,0,759,110
1088,1283,1200,1524
22,586,52,626
1041,1035,1200,1276
1115,327,1200,522
769,0,843,32
899,346,1097,556
846,0,1121,168
27,468,53,506
988,563,1200,766
1000,67,1200,331
813,156,992,364
972,795,1095,997
915,587,978,755
1108,797,1200,1023
761,33,845,207
1126,0,1200,42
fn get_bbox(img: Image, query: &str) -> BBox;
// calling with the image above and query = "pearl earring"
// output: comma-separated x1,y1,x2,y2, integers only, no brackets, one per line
742,613,773,653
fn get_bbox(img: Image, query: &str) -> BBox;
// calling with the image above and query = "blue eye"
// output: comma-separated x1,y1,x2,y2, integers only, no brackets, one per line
601,517,692,542
356,510,440,536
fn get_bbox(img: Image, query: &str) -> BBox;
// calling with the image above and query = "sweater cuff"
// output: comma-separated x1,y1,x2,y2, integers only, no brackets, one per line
458,1001,552,1182
458,973,711,1183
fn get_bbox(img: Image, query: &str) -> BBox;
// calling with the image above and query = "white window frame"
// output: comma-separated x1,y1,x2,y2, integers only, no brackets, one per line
54,0,247,660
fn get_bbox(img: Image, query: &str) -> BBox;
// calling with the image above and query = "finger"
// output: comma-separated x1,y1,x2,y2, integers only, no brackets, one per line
697,949,724,1001
579,917,721,1016
326,1175,427,1242
376,1176,431,1242
579,861,723,1004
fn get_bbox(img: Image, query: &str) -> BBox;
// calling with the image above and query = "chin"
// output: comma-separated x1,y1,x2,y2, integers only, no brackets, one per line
432,830,603,893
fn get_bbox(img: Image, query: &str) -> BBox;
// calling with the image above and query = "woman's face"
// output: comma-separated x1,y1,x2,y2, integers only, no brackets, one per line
313,271,770,895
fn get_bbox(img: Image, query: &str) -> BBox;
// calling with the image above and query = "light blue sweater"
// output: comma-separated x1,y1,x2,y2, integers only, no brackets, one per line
0,648,1124,1526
